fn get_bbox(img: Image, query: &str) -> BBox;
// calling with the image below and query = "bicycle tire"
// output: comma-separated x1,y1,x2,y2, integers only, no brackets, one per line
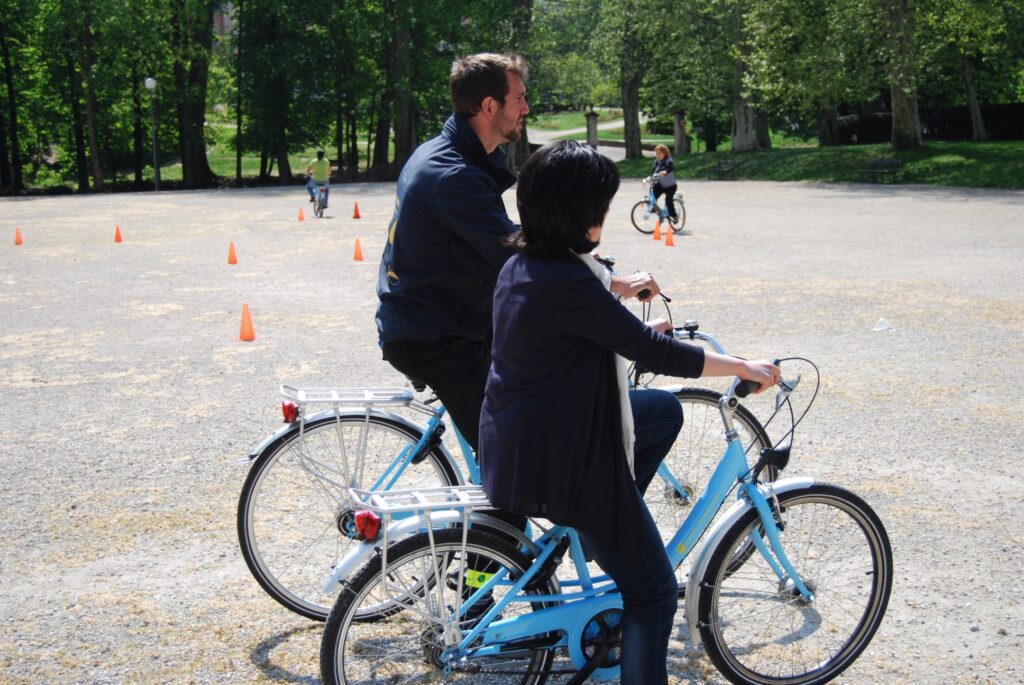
642,388,773,593
238,414,459,621
630,200,657,234
696,483,893,685
315,193,325,218
670,202,686,232
321,528,559,685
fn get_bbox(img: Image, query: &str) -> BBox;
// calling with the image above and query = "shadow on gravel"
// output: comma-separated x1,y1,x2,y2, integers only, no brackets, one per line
250,624,322,684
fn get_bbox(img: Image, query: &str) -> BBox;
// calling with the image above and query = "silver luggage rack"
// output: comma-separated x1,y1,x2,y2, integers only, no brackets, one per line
279,385,423,492
348,484,492,516
279,384,415,408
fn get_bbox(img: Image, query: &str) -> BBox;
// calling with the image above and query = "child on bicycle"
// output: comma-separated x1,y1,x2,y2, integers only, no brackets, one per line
651,143,678,222
305,149,332,208
478,140,778,685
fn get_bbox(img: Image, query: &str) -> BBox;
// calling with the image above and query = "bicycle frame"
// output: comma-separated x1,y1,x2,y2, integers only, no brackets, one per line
349,383,816,677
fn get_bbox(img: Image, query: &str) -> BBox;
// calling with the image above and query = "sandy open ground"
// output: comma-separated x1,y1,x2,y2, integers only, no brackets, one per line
1,179,1022,684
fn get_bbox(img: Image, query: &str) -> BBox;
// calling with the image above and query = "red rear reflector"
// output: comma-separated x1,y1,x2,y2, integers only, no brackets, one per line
355,510,381,541
282,401,299,423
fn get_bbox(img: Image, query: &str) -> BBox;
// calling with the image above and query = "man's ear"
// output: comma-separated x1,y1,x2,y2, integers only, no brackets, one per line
479,96,497,119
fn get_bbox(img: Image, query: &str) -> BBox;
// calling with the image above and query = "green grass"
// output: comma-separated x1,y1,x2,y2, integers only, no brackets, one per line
149,143,389,184
531,109,623,131
559,127,816,149
614,141,1024,189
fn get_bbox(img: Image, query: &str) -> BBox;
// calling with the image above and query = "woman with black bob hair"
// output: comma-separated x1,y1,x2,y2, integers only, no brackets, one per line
479,140,780,684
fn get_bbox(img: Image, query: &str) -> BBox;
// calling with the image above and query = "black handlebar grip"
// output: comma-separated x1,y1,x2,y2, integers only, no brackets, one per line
735,379,760,398
637,288,651,300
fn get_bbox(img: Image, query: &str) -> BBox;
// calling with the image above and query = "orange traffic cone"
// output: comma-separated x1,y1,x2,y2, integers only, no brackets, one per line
353,238,364,261
665,228,675,247
239,304,255,341
14,227,23,246
114,225,123,243
298,207,305,222
227,241,238,265
352,202,361,219
653,219,662,241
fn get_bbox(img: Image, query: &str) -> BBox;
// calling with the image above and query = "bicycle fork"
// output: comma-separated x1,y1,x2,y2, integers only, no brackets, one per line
743,484,816,603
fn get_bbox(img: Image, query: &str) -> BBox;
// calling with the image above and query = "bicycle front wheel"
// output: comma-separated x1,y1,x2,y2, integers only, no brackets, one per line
697,483,893,685
321,528,558,685
238,414,459,620
630,200,657,234
645,388,773,590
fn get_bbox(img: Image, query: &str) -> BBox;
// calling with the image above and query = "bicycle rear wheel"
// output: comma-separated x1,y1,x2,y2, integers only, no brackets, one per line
670,200,686,232
644,388,773,592
320,528,558,685
238,415,459,620
696,483,893,685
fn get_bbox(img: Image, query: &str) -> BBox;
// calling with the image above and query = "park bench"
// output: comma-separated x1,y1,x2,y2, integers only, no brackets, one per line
858,157,904,184
707,157,738,180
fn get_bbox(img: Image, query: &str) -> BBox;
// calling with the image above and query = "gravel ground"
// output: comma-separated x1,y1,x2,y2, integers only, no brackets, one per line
1,180,1022,684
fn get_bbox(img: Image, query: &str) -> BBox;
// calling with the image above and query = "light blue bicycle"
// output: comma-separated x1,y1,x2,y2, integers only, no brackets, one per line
237,325,773,621
319,361,893,685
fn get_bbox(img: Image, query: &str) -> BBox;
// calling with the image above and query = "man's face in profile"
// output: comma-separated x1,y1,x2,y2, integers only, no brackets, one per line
497,72,529,143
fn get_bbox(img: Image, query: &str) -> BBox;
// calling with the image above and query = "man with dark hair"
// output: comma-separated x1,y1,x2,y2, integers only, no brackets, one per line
376,52,659,449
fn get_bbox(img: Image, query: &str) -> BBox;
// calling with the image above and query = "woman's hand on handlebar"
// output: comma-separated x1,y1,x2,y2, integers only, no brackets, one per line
646,318,673,335
611,272,660,302
738,360,782,394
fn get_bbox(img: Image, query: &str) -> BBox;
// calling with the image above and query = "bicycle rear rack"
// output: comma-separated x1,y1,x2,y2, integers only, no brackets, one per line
280,385,415,408
278,385,420,492
349,484,492,516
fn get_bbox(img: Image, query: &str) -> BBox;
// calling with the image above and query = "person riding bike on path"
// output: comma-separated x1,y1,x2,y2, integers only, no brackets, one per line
651,143,678,222
375,52,662,450
305,149,332,207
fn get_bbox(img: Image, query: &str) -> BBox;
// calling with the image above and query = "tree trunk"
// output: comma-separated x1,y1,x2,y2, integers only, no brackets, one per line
371,107,391,180
335,105,344,174
0,100,9,190
235,0,243,183
731,99,771,151
890,83,921,150
621,71,644,159
390,0,414,179
887,0,921,150
816,105,840,146
673,110,690,155
259,146,269,181
171,0,216,188
132,70,145,187
274,130,291,183
76,24,104,191
1,21,23,191
346,109,358,174
961,54,987,142
704,119,717,152
66,53,89,192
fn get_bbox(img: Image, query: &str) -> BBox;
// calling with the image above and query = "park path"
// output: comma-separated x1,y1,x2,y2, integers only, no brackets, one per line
530,117,653,161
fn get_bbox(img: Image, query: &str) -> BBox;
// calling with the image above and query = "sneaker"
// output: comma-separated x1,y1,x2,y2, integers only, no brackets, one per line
309,197,314,203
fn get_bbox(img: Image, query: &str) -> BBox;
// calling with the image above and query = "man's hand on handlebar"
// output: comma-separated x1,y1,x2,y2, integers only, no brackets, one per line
611,272,660,302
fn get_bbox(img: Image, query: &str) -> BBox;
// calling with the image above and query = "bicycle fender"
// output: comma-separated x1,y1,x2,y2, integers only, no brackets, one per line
683,476,816,646
320,511,539,594
245,408,463,485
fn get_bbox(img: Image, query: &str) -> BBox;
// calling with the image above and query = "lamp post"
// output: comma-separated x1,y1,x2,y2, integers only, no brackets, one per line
144,77,160,191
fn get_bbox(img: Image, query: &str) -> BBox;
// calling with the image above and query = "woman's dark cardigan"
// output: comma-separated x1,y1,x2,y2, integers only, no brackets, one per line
479,252,705,547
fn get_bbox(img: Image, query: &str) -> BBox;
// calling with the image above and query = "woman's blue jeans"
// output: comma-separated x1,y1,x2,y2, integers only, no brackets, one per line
577,388,683,685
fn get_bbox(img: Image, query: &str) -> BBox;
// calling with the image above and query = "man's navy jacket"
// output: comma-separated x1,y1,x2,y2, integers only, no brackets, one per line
376,113,518,345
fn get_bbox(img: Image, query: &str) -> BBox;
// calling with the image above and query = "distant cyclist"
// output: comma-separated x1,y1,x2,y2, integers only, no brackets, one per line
305,150,333,208
650,144,678,222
